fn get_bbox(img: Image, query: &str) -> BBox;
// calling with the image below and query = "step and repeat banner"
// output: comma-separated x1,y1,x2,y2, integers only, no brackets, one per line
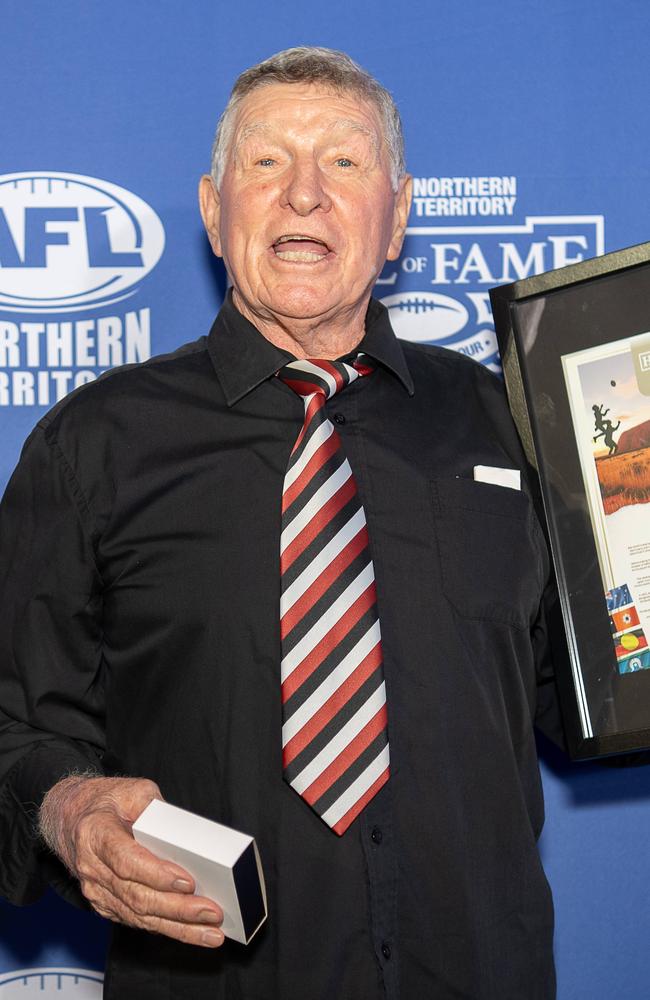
1,2,650,997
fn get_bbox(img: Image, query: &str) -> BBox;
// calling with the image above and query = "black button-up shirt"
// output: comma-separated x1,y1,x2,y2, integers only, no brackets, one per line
0,294,559,999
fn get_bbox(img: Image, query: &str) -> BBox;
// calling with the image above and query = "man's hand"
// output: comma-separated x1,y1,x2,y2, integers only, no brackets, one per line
39,775,225,948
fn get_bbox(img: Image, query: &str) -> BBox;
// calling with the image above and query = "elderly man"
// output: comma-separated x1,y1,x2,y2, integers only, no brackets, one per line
0,47,559,1000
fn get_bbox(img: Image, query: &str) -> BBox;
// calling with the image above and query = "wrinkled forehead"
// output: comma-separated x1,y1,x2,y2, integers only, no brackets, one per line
231,81,384,148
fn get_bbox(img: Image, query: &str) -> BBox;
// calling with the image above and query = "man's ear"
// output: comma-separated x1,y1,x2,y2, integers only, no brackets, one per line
386,174,412,261
198,175,223,258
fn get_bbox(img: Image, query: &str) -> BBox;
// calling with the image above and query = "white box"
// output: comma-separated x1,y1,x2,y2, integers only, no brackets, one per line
132,799,267,945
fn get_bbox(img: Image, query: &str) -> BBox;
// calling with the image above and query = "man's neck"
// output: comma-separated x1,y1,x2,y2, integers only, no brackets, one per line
231,288,368,360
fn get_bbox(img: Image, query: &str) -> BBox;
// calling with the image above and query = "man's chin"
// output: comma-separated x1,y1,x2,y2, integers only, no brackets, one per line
256,286,347,324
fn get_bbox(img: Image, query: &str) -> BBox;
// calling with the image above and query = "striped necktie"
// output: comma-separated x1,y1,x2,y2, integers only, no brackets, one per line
277,357,389,835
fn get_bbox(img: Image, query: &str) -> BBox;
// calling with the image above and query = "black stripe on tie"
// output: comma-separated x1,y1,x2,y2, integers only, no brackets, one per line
284,670,385,784
282,604,379,721
312,728,389,817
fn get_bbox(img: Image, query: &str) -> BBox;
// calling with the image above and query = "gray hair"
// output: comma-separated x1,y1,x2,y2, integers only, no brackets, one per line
210,46,405,191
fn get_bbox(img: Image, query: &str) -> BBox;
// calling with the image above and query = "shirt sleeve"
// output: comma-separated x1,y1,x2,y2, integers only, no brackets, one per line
0,424,106,904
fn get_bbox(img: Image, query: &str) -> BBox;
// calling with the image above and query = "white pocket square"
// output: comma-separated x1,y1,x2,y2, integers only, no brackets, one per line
473,465,521,491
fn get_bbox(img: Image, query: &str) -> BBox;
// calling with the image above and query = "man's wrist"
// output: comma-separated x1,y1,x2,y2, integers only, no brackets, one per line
39,771,102,872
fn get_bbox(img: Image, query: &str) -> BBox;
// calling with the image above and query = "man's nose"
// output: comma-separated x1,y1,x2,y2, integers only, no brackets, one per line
280,158,332,215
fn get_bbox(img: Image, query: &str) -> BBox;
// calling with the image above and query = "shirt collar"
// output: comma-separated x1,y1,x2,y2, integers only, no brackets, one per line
353,297,415,396
207,290,415,406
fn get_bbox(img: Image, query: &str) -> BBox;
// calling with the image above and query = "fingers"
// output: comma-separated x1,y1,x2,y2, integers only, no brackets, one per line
83,878,226,947
139,915,225,949
81,877,226,948
117,882,223,927
98,849,224,928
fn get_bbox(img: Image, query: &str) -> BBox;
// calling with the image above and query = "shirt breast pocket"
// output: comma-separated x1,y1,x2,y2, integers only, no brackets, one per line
431,477,544,630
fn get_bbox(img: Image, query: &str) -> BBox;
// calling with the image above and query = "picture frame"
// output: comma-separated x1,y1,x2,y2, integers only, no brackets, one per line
490,241,650,758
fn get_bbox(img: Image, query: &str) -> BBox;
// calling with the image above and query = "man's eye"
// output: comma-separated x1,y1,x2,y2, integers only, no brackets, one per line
335,157,354,168
257,158,276,167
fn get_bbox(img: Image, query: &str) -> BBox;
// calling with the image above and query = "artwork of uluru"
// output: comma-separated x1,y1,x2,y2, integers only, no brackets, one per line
596,418,650,515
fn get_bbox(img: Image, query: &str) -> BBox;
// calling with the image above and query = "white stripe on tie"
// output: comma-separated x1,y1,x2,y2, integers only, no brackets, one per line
282,621,381,745
280,562,374,683
280,460,352,555
320,743,390,827
280,508,366,618
289,681,386,795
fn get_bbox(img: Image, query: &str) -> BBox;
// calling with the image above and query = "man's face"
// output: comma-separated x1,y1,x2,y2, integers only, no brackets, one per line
200,82,411,327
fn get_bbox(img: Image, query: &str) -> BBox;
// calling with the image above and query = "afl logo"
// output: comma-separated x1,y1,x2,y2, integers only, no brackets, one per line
379,291,468,345
0,967,102,997
0,172,165,313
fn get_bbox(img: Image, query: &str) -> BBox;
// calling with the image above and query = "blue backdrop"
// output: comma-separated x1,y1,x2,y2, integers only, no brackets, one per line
1,2,650,997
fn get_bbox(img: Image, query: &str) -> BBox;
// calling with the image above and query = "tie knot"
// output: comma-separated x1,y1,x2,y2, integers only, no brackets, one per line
278,357,372,401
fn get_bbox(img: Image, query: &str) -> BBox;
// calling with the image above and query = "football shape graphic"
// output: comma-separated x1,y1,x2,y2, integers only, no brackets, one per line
0,968,103,998
0,172,165,312
379,291,469,345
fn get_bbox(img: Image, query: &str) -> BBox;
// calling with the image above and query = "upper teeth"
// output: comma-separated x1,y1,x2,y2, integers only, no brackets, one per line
276,235,323,244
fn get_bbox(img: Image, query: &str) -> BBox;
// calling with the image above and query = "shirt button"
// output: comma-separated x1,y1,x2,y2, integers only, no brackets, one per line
381,942,392,960
371,826,383,844
333,413,346,425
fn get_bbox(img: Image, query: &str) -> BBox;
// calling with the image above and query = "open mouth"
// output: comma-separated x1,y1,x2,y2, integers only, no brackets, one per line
272,234,331,262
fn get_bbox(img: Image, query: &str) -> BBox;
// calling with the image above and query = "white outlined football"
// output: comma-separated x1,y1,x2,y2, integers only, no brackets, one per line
379,290,468,344
0,968,103,997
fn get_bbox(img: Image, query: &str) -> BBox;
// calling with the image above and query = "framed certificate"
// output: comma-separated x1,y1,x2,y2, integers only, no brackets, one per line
490,241,650,758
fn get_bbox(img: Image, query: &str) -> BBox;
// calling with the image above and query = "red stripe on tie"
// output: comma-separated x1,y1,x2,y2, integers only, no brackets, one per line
301,703,388,806
282,641,383,766
291,393,324,456
281,581,377,701
280,525,369,639
282,430,340,513
332,764,389,836
280,475,356,573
